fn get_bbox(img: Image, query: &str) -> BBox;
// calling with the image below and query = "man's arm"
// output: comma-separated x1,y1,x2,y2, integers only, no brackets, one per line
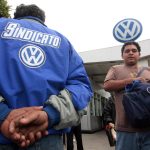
104,78,134,91
104,77,146,92
43,43,93,130
8,109,48,147
0,105,45,147
65,44,93,111
103,99,114,125
104,66,148,92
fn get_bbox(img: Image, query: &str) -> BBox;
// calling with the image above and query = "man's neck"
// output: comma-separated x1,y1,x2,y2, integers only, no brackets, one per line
124,63,138,68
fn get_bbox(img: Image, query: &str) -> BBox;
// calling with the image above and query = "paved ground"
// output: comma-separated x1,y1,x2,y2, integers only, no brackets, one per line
64,130,115,150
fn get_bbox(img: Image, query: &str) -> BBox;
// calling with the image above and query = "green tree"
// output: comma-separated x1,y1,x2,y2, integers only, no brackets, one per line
0,0,10,18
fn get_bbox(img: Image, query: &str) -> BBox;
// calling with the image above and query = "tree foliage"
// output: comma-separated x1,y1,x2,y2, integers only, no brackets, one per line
0,0,10,18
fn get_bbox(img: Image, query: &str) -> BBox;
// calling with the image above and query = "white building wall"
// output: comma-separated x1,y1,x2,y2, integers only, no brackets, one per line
79,39,150,63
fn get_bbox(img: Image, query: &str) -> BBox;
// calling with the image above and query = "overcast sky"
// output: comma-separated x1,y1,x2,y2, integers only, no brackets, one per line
7,0,150,52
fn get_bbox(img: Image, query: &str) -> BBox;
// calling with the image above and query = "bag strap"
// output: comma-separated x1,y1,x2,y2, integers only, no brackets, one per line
137,67,149,77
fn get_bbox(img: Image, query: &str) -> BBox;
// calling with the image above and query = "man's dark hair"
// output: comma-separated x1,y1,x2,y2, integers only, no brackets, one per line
14,4,45,23
121,41,141,55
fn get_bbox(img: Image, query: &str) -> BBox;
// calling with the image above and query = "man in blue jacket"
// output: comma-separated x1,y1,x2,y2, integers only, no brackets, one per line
0,4,93,150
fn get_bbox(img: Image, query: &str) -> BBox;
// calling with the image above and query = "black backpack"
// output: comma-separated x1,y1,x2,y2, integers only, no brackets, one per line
122,67,150,128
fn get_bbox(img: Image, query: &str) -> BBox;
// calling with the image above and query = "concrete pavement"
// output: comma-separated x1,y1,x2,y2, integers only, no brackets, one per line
64,130,115,150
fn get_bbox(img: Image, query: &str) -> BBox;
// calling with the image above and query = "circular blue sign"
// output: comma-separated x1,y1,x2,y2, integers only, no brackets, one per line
113,18,142,43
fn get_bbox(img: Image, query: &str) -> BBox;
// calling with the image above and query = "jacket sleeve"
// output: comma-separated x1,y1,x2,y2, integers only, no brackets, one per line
0,96,11,125
44,89,81,130
43,43,93,129
103,99,115,126
65,43,93,111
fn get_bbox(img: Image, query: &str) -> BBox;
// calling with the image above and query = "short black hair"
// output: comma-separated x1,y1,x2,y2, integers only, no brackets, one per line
14,4,45,23
121,41,141,55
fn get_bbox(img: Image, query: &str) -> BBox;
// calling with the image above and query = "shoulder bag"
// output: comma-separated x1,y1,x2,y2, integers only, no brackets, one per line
122,67,150,128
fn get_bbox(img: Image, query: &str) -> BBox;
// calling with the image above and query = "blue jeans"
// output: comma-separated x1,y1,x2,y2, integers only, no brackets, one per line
116,131,150,150
0,134,63,150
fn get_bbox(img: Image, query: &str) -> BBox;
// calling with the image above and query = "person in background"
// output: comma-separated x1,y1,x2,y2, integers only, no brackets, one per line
103,96,116,146
103,96,116,130
0,4,93,150
66,123,84,150
103,41,150,150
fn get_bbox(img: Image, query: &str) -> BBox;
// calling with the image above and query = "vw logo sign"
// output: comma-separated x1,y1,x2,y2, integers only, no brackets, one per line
19,44,46,68
113,18,142,43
